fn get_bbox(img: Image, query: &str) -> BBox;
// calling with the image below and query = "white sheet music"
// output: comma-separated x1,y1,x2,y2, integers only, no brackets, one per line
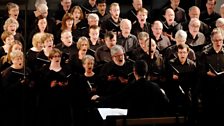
97,108,128,120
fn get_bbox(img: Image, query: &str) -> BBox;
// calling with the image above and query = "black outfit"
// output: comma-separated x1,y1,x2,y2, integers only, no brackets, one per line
73,74,102,126
197,46,224,125
125,8,138,24
1,67,35,126
165,44,196,62
117,34,139,56
97,60,134,108
100,17,122,36
162,21,182,45
37,65,72,126
200,10,221,32
81,1,98,16
166,58,197,116
131,21,151,37
99,78,170,118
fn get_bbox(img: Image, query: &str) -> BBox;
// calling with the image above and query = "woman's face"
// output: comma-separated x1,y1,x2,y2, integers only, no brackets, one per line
73,9,81,20
5,35,14,46
7,23,17,34
44,37,54,49
12,55,23,69
50,53,61,63
12,44,22,52
38,18,47,32
83,58,94,73
8,7,19,19
66,19,74,28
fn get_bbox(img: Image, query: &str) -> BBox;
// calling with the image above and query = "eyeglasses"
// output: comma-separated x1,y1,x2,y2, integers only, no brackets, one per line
113,53,124,58
212,39,223,42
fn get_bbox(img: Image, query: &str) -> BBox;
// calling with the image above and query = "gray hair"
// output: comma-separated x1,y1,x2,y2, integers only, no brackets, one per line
35,0,47,8
110,45,124,56
175,30,187,41
82,55,95,64
88,13,99,21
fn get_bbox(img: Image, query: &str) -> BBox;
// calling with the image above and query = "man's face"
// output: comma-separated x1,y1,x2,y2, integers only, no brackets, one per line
121,22,131,36
189,8,200,19
133,0,142,11
177,48,188,63
61,0,72,11
206,0,215,12
61,32,73,47
105,36,116,49
89,28,99,40
137,12,147,24
112,50,125,66
152,22,163,37
110,6,120,20
97,3,106,14
164,9,175,24
189,21,200,36
170,0,180,9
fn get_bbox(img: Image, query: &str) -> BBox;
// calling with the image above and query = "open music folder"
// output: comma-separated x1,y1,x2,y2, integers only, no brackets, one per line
209,64,224,76
97,108,127,120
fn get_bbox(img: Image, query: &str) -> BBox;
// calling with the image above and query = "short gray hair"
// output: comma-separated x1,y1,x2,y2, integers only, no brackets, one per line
175,30,187,41
110,45,124,56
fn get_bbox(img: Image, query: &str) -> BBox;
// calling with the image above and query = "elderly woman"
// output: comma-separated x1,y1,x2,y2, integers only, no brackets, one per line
3,17,25,46
1,50,33,126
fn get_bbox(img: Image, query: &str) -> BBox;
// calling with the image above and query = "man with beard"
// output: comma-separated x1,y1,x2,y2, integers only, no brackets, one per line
100,2,122,36
96,45,134,108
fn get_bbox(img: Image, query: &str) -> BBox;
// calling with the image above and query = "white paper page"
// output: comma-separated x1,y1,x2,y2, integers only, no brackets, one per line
97,108,128,120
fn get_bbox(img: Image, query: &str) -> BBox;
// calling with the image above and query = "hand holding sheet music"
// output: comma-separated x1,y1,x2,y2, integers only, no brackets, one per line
208,64,224,76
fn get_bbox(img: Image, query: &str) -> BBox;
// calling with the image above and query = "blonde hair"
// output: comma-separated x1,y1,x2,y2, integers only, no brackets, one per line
1,30,13,42
32,33,45,47
110,2,119,10
137,32,149,40
137,8,148,15
10,50,23,61
76,36,90,49
3,17,19,31
42,33,54,42
6,2,19,11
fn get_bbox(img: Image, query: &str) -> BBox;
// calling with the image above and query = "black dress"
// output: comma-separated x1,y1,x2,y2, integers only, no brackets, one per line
37,66,72,126
1,66,34,126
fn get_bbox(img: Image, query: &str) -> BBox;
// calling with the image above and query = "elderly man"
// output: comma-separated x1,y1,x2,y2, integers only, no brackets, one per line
117,19,139,57
96,44,134,108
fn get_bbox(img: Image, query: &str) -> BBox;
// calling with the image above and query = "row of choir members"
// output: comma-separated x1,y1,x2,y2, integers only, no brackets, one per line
1,0,224,54
1,27,224,125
